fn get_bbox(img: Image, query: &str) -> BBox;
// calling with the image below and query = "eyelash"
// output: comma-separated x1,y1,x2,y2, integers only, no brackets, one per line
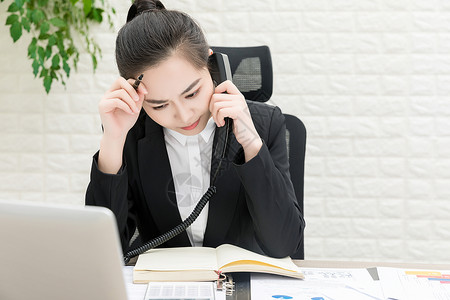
153,104,167,110
186,88,200,98
152,88,200,110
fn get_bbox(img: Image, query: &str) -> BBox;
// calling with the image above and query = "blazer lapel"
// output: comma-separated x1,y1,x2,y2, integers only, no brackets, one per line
138,116,191,247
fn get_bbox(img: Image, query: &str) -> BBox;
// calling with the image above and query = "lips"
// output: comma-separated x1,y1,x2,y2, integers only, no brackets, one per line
181,119,200,131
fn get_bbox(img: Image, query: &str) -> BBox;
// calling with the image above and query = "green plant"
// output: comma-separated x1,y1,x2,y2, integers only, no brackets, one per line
2,0,115,93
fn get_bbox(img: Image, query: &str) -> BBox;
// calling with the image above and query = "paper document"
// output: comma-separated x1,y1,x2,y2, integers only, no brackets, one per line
378,267,450,300
123,266,225,300
251,268,384,300
144,281,216,300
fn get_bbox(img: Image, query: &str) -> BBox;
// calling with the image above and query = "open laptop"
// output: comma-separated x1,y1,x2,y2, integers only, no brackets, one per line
0,200,128,300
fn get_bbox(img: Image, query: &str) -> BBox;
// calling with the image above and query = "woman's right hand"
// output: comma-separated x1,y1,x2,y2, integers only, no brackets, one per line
97,77,147,174
98,76,148,141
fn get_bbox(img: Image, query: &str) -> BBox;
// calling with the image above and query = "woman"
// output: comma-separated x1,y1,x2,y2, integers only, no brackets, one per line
86,0,304,258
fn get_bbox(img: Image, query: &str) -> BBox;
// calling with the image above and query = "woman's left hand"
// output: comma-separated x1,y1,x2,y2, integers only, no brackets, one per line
209,80,263,162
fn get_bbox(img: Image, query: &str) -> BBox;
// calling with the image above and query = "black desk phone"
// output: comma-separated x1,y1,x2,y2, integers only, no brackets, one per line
124,52,233,263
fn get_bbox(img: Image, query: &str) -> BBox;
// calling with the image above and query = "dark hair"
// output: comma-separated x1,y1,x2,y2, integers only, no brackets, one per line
116,0,209,79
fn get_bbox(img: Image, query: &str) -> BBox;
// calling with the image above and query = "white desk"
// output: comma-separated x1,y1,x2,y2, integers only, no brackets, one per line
123,266,147,300
296,260,450,270
124,260,450,300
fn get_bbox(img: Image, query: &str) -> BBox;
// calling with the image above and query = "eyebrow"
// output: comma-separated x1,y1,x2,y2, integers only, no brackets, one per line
144,78,202,104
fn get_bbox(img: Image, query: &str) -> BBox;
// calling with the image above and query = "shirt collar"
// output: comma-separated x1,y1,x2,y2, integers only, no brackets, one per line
164,117,216,146
200,117,216,143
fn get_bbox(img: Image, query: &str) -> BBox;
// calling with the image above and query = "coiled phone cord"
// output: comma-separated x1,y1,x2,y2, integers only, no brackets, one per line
123,185,217,264
123,119,231,264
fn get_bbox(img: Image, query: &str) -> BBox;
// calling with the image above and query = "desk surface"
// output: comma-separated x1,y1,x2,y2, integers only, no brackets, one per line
295,259,450,270
228,260,450,300
126,260,450,300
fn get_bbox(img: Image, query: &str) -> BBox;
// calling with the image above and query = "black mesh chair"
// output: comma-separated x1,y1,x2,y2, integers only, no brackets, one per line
211,46,273,102
212,45,307,259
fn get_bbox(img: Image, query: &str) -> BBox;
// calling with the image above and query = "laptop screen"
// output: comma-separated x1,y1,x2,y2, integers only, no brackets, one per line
0,200,128,300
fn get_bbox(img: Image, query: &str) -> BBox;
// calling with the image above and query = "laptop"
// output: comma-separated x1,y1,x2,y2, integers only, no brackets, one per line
0,200,128,300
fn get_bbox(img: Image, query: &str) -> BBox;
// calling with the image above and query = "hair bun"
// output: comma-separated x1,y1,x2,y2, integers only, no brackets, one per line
126,0,165,23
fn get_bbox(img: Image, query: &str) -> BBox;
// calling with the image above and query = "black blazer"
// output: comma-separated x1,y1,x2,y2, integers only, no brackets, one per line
86,101,304,258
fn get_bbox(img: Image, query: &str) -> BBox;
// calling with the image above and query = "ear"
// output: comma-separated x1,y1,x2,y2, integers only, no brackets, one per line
208,48,213,56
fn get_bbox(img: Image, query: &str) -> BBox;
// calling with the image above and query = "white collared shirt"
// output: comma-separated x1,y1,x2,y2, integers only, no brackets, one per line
163,118,216,246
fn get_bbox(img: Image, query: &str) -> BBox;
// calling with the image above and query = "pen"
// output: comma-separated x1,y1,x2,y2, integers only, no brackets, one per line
132,74,144,90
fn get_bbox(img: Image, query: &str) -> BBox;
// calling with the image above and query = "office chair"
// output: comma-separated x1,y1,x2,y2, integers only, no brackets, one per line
284,114,306,253
211,45,306,259
211,46,273,102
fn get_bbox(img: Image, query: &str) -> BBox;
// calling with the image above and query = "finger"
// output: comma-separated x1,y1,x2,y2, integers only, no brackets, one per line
108,77,141,102
210,95,226,126
209,93,235,117
137,82,148,96
134,95,145,113
214,80,241,95
209,90,245,118
210,98,232,116
211,99,237,127
108,89,140,113
126,78,143,101
215,107,236,127
211,92,240,104
211,92,247,111
100,98,135,115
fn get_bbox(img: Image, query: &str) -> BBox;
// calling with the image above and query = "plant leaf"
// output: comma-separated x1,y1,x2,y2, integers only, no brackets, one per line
40,21,50,34
37,46,45,63
91,54,97,70
31,9,45,24
10,21,22,42
49,17,66,28
37,0,48,7
48,34,56,46
96,8,104,22
56,39,65,53
83,0,92,15
14,0,25,9
32,59,40,77
5,14,19,25
43,75,52,93
38,33,50,40
4,0,115,93
67,45,75,56
62,60,70,76
39,68,47,78
51,54,60,68
45,46,52,59
27,38,37,58
7,2,19,12
21,17,31,31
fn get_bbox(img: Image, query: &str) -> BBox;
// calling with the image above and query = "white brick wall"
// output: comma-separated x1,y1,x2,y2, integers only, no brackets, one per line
1,0,449,264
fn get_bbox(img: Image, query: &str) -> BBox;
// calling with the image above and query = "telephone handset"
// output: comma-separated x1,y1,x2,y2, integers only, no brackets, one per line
208,52,233,183
209,52,232,87
123,53,233,264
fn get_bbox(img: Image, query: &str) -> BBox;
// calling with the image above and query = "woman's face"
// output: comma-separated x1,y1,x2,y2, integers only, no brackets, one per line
140,54,214,136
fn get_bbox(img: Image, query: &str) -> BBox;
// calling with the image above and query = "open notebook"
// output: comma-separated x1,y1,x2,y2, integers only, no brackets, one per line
0,200,128,300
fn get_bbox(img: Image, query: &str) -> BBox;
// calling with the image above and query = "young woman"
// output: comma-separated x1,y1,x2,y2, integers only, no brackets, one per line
86,0,304,258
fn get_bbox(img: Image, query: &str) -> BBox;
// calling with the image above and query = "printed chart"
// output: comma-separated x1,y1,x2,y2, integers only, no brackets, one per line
378,268,450,300
251,268,383,300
